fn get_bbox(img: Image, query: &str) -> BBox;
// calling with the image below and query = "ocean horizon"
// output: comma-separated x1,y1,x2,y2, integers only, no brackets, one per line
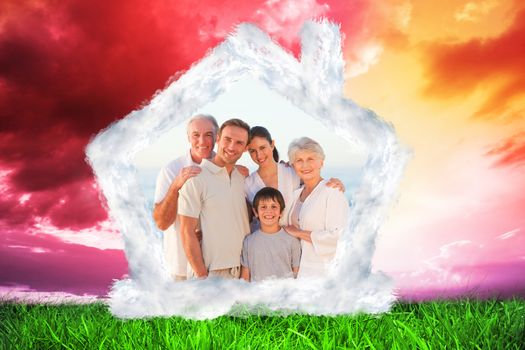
137,165,362,210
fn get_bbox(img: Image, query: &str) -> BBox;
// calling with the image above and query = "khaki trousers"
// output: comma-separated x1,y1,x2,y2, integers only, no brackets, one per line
189,266,240,279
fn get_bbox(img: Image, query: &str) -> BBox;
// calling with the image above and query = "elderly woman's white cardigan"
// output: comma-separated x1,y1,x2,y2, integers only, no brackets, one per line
287,179,350,278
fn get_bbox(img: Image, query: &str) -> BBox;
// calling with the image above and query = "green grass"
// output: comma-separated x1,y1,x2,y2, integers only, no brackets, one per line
1,299,524,349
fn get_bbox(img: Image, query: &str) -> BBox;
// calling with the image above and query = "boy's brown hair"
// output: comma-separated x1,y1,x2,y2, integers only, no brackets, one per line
253,187,285,214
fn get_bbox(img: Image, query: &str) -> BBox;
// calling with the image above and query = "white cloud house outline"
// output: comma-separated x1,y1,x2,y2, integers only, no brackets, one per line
86,20,410,319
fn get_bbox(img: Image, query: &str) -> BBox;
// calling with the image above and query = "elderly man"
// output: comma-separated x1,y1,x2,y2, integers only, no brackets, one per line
153,114,218,281
178,119,251,279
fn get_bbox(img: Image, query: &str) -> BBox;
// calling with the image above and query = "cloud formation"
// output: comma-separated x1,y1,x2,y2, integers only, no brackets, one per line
392,229,525,300
454,0,498,22
89,20,409,318
0,227,127,295
422,4,525,120
485,132,525,168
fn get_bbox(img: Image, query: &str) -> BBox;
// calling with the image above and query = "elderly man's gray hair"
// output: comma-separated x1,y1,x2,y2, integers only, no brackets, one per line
186,114,219,137
288,137,325,163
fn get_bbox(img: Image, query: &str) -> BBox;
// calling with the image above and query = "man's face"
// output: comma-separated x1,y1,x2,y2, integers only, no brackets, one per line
216,125,249,165
187,119,215,161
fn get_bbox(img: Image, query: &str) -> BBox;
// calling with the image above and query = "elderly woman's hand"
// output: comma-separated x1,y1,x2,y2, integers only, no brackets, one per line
284,225,312,243
284,225,300,237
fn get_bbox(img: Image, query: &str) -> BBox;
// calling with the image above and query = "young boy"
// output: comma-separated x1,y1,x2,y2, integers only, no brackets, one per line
240,187,301,282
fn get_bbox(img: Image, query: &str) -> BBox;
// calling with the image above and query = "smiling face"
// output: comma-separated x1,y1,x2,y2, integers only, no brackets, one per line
187,118,216,163
247,136,275,168
216,125,249,166
292,149,324,183
254,197,282,229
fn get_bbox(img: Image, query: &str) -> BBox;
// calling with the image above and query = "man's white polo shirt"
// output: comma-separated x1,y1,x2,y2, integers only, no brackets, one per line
177,159,250,271
154,150,197,277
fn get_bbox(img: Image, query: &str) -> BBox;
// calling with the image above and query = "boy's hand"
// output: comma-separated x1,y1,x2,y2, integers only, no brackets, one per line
240,266,250,282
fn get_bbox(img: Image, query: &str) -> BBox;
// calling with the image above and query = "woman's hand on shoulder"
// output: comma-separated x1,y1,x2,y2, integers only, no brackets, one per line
326,177,345,192
285,225,312,243
235,164,250,177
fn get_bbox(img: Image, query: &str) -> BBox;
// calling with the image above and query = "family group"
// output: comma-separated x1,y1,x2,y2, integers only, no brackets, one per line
153,115,349,282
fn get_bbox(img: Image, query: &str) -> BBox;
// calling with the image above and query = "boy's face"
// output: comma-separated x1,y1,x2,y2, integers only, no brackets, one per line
254,198,281,227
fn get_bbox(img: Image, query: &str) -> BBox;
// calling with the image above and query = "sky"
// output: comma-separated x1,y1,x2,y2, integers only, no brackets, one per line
1,0,524,301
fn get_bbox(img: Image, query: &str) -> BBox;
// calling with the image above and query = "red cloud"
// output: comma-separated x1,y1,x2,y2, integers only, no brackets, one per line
486,132,525,168
421,4,525,120
0,0,251,232
0,0,381,234
0,175,107,230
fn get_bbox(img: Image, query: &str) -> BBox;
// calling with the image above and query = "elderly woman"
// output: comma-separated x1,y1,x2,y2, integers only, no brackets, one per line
284,137,350,278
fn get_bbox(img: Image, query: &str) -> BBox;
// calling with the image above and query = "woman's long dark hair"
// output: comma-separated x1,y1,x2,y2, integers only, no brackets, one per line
249,126,279,162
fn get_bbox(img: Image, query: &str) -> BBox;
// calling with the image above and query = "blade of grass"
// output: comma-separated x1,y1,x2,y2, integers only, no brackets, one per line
393,319,430,350
288,328,318,350
44,320,74,350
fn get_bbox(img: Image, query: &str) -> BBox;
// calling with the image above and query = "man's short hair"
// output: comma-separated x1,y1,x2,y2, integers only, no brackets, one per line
186,114,219,137
253,187,285,214
218,118,251,143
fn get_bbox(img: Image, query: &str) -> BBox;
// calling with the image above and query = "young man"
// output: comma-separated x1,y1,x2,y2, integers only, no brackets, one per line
178,119,252,279
240,187,301,282
152,114,218,281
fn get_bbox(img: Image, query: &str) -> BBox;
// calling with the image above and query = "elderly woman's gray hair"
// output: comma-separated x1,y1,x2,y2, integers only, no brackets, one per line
288,137,325,163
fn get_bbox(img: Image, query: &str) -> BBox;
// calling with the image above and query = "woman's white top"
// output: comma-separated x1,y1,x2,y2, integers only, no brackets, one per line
290,199,302,228
287,179,350,278
244,162,301,229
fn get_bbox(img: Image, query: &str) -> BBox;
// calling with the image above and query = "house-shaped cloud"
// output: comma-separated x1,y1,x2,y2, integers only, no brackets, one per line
86,20,410,319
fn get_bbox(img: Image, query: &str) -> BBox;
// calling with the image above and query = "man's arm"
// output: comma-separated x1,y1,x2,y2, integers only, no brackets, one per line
179,215,208,278
240,266,250,282
153,166,201,230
